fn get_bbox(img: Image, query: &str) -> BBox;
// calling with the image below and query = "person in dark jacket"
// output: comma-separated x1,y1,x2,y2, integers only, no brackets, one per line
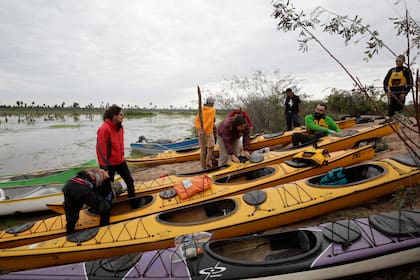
96,104,136,207
217,115,251,166
383,54,413,117
284,88,301,131
62,167,112,235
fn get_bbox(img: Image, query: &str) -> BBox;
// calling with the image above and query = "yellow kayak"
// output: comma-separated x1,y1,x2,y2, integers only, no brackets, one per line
123,122,397,191
47,121,397,215
127,119,356,167
0,151,418,272
0,145,374,249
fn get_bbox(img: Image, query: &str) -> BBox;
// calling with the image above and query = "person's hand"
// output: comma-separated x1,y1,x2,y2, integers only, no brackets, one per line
399,93,406,102
243,150,251,159
231,154,240,163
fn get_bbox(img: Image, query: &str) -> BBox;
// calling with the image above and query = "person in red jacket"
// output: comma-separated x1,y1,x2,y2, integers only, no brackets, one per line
227,104,254,132
96,104,136,207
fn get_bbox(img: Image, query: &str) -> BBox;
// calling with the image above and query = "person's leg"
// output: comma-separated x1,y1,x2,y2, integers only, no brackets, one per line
206,147,214,168
205,134,215,168
286,112,292,131
313,130,327,140
292,113,300,128
80,187,111,226
63,185,85,234
292,132,312,146
388,93,399,117
115,162,135,198
217,135,229,166
198,135,207,169
232,138,240,157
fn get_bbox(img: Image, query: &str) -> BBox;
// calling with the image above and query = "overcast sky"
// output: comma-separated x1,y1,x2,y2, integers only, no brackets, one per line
0,0,418,109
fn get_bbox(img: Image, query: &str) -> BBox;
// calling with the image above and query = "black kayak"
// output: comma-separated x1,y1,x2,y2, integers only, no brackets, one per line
2,209,420,279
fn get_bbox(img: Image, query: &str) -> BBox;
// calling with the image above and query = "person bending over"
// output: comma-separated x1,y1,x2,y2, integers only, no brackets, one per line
62,167,112,235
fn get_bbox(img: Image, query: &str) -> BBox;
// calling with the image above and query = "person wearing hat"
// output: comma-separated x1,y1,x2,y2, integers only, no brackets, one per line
195,96,216,169
227,103,254,132
217,115,251,166
62,167,113,235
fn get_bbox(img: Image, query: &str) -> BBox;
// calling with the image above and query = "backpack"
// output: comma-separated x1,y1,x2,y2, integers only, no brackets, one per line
320,167,348,185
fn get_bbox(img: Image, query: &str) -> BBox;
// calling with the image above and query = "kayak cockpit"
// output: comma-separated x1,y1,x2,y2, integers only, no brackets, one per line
307,164,385,187
204,230,320,265
157,199,237,225
214,167,275,184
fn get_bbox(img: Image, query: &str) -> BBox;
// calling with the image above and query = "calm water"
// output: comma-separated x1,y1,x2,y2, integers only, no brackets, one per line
0,113,196,175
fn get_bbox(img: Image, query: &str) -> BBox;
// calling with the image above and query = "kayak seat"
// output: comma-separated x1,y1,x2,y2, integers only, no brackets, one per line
369,210,420,237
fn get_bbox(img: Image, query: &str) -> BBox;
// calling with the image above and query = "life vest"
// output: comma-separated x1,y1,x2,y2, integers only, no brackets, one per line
388,69,408,87
174,174,213,200
308,117,328,135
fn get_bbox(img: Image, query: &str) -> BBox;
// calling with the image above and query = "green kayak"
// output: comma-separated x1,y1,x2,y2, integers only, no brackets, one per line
0,160,97,188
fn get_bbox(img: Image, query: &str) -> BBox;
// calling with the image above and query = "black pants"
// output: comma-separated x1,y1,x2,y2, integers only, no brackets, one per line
292,130,326,146
102,161,137,208
388,92,406,117
62,181,111,234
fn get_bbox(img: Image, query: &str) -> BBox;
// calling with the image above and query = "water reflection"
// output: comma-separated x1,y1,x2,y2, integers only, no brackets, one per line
0,112,197,175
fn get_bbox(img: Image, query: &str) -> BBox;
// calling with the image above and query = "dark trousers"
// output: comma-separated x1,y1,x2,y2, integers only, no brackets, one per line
286,111,300,131
103,161,135,198
62,181,111,234
292,130,327,146
388,92,406,116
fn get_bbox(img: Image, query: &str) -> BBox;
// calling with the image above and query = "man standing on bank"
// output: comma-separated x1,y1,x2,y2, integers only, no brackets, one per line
217,115,251,166
383,54,413,117
96,104,136,207
292,103,340,146
284,88,301,131
195,96,216,169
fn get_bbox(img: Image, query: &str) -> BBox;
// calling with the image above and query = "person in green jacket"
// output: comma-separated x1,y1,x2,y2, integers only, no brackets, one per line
292,103,340,146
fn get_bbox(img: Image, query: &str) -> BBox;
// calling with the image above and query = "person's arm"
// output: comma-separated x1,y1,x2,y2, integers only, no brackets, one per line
383,68,393,92
325,116,341,132
403,67,413,91
218,120,235,155
242,129,251,157
96,127,110,168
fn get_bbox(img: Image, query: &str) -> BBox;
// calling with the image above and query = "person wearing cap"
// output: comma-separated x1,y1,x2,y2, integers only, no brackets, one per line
284,88,301,131
62,167,112,234
292,103,340,146
195,96,216,169
383,54,413,117
227,103,253,131
217,115,251,166
96,104,136,207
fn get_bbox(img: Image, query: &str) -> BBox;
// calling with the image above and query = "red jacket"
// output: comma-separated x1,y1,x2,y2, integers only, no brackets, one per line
96,119,125,168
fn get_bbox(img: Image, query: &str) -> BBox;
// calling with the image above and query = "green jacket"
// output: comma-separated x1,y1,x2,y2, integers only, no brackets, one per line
304,114,340,134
